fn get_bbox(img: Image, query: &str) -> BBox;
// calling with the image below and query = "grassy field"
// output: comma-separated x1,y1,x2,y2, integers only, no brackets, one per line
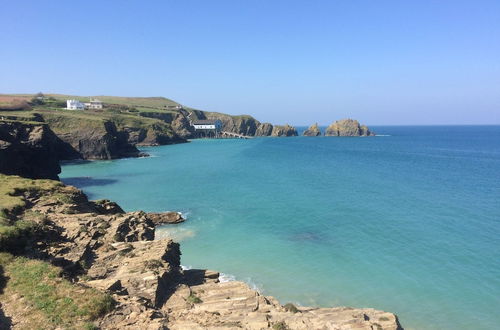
0,93,181,110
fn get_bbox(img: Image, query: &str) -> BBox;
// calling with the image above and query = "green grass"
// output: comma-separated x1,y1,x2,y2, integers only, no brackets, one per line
0,174,62,220
0,220,37,252
187,293,202,304
0,254,114,328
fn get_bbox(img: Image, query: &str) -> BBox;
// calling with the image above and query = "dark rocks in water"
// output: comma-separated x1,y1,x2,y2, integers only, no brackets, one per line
146,212,185,225
303,123,321,136
0,121,61,180
271,124,298,137
325,119,375,136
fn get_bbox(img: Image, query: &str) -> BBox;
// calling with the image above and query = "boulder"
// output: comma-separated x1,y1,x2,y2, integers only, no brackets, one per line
146,212,185,225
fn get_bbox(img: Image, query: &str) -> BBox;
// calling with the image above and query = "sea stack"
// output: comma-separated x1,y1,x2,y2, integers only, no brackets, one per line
271,124,298,137
303,123,321,136
325,119,374,136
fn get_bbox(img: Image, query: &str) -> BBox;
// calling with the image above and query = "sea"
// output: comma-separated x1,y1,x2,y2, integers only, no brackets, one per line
60,126,500,330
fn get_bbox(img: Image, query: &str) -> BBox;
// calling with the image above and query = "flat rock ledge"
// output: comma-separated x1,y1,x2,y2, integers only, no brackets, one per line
147,211,186,225
3,181,403,330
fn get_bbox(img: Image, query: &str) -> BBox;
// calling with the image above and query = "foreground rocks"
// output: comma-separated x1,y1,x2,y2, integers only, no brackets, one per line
325,119,375,137
0,176,402,329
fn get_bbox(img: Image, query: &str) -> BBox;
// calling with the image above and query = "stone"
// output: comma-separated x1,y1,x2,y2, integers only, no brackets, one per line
303,123,321,136
146,212,185,225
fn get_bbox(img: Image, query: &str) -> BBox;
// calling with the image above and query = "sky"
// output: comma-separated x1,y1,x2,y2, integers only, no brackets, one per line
1,0,499,125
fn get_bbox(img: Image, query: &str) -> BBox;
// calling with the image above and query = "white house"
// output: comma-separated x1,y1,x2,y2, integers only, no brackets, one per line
66,99,84,110
192,119,223,130
192,119,223,138
83,98,103,109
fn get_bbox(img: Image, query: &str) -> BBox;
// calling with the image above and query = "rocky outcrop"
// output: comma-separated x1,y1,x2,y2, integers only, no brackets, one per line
41,114,146,160
255,122,273,136
325,119,375,137
303,123,321,136
171,113,195,139
0,121,61,180
146,212,185,225
271,124,298,137
1,176,403,329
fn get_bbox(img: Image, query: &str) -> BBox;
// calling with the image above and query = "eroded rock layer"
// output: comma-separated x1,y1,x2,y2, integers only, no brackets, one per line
0,176,403,329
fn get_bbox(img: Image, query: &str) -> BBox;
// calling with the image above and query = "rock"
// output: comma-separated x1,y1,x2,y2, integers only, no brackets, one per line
325,119,375,137
112,212,155,242
146,212,185,225
93,199,125,214
0,121,61,179
255,123,273,136
171,113,195,139
303,123,321,136
271,124,298,137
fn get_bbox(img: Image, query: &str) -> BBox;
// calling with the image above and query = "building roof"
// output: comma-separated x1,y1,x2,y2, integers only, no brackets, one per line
192,119,220,125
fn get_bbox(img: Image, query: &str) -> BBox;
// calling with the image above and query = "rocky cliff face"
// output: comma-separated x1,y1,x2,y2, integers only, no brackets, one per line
255,122,273,136
303,123,321,136
0,121,61,179
44,117,144,160
325,119,375,136
0,176,404,330
271,124,299,137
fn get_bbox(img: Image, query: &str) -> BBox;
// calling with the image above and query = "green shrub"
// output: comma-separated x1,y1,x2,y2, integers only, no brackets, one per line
272,321,289,330
187,293,202,304
283,303,299,313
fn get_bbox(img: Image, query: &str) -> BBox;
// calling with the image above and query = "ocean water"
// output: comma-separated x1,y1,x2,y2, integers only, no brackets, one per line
60,126,500,330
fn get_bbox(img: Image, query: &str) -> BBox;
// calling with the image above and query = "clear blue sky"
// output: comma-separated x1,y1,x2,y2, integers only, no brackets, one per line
1,0,499,125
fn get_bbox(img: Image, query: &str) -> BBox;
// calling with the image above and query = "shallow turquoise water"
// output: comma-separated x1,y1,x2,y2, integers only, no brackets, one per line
61,126,500,330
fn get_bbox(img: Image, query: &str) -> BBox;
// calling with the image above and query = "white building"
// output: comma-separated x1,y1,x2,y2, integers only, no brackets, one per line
192,119,223,130
83,98,103,110
192,119,223,138
66,99,84,110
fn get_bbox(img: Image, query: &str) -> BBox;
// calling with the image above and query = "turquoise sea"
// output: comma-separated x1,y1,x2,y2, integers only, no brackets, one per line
60,126,500,330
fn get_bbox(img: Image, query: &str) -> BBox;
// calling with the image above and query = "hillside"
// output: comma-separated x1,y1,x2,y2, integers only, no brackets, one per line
1,93,299,141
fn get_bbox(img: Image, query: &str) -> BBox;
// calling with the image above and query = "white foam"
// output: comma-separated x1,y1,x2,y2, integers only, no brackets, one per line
219,272,236,283
218,272,262,293
155,227,196,241
375,134,391,137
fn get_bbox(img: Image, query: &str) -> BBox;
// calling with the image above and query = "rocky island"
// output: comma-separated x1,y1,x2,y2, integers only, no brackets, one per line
325,119,375,137
303,123,322,136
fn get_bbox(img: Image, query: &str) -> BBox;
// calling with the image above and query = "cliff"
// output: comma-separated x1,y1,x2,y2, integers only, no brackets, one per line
0,174,404,330
325,119,375,137
0,121,61,180
303,123,321,136
272,124,299,137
